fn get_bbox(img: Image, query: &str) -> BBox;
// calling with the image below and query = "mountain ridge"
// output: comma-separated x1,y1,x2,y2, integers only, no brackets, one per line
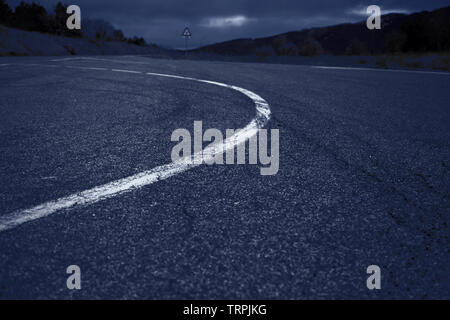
194,6,450,56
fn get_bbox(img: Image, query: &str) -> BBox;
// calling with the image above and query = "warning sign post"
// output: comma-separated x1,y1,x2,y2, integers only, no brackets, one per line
182,27,192,53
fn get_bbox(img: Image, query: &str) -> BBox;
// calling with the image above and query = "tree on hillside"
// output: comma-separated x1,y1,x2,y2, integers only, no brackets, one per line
298,38,323,56
345,39,368,55
127,36,146,46
82,19,116,41
11,1,49,32
53,2,81,37
385,31,407,53
401,15,438,52
0,0,12,26
272,35,288,55
113,29,125,42
52,2,67,35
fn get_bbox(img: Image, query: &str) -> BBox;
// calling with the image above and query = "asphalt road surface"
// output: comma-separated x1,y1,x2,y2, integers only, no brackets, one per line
0,56,449,299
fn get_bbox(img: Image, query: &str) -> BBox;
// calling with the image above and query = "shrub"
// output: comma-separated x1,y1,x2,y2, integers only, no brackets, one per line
298,38,323,56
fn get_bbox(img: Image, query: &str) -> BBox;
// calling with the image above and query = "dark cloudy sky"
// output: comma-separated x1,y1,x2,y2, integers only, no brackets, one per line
6,0,450,48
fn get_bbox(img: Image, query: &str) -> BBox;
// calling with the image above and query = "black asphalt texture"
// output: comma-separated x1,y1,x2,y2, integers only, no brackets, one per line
0,56,449,299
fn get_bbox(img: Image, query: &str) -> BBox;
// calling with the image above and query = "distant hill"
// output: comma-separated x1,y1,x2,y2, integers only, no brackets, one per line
194,6,450,57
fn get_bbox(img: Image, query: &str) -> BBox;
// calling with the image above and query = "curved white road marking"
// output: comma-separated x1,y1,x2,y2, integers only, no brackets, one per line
0,64,271,232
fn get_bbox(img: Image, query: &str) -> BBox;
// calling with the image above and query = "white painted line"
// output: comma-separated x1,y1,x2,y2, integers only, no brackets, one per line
63,57,159,65
111,69,142,74
311,65,450,75
147,72,195,81
84,67,108,71
22,63,59,68
50,57,85,62
66,66,108,71
0,66,271,232
312,66,372,72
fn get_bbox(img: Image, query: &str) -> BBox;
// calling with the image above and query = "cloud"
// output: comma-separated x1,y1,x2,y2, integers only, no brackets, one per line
201,15,256,28
5,0,449,48
349,6,410,16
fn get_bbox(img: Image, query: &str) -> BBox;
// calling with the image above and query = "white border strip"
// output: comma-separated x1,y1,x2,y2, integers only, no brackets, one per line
49,57,450,75
311,65,450,76
0,64,271,232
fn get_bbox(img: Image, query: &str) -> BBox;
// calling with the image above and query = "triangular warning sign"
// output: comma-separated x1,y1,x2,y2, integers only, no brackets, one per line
182,27,192,38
